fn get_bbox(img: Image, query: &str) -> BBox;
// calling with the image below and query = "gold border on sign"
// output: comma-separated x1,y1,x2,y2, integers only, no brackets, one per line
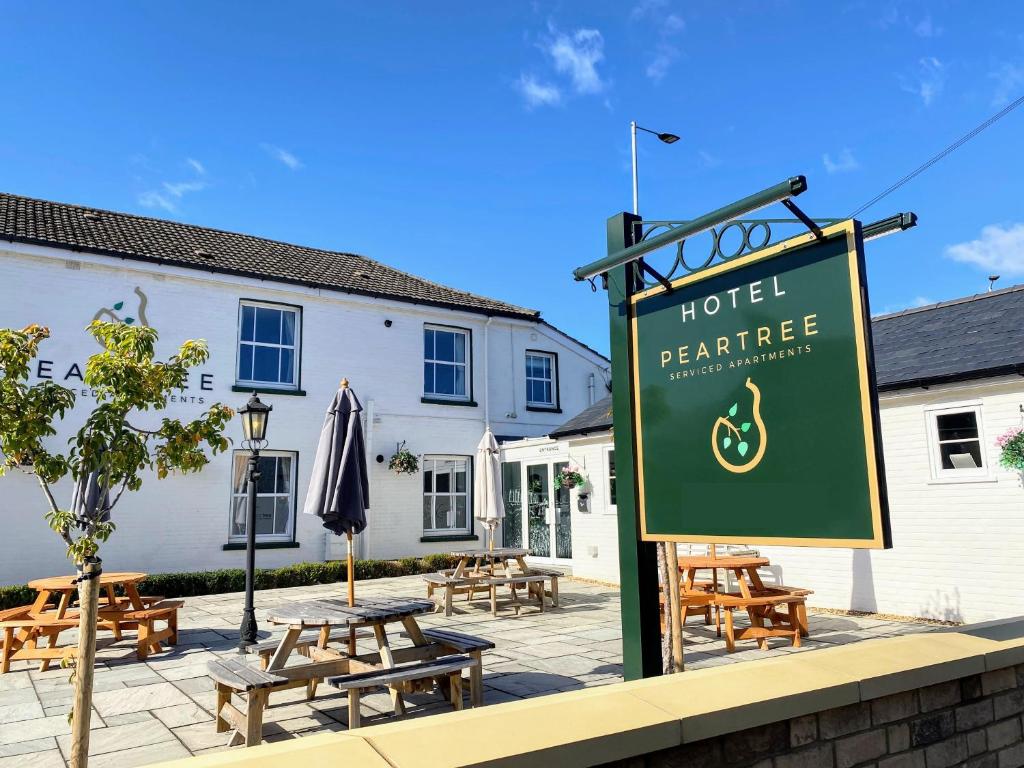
629,220,886,548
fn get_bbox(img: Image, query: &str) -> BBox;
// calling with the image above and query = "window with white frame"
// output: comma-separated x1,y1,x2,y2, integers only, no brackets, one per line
229,451,297,543
606,447,617,512
422,456,471,535
926,405,987,479
423,325,470,401
525,351,557,408
237,301,300,389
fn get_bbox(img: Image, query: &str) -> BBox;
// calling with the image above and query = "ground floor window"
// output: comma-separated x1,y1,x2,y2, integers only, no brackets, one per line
229,451,297,543
925,404,987,479
606,448,617,513
422,455,471,535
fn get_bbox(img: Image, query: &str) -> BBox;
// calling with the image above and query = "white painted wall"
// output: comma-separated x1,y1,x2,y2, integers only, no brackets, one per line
509,377,1024,622
0,242,609,584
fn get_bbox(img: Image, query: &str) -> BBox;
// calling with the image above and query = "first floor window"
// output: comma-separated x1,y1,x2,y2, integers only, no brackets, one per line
606,448,617,510
230,451,297,542
237,301,300,389
424,325,470,400
422,455,471,535
927,405,986,479
525,351,557,408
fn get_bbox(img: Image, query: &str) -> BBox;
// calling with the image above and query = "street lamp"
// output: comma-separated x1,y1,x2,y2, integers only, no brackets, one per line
631,121,681,215
237,392,272,650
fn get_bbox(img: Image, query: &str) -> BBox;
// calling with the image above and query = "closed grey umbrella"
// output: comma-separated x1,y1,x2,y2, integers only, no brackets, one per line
302,379,369,611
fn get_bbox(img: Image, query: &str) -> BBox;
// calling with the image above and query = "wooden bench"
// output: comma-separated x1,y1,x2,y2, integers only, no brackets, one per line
517,567,561,607
0,606,78,674
754,586,813,637
659,590,714,630
325,654,478,729
482,575,548,616
423,573,486,616
418,628,493,706
716,592,807,652
208,657,291,747
98,599,182,660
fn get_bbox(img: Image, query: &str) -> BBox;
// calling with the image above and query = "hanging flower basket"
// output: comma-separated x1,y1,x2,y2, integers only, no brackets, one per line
997,427,1024,471
388,442,419,475
554,465,586,490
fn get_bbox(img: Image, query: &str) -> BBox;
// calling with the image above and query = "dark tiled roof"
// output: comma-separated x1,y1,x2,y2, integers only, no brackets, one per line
550,395,613,439
872,284,1024,390
551,286,1024,438
0,192,538,320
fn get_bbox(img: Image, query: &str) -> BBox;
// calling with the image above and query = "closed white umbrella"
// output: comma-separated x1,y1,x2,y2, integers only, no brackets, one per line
474,429,504,550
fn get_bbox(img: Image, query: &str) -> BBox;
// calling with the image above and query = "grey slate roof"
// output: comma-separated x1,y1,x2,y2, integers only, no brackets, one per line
0,191,538,320
872,284,1024,390
551,285,1024,439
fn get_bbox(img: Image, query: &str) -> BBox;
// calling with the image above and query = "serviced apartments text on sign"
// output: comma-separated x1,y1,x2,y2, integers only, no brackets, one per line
630,220,890,547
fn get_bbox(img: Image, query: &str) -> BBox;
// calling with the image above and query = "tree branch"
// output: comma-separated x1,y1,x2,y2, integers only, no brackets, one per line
106,478,131,512
37,476,60,514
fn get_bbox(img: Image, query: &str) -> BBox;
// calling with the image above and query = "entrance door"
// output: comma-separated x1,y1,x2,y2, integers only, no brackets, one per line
553,461,573,559
500,461,522,548
526,463,551,557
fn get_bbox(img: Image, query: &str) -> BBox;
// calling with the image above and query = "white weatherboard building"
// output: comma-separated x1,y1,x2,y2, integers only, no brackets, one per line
0,192,609,585
500,286,1024,623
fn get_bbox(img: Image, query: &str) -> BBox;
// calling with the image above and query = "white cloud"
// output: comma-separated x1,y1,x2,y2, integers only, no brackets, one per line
261,143,303,170
138,190,177,213
514,74,561,108
630,2,685,82
163,180,206,197
901,56,945,106
646,43,679,82
697,150,720,168
990,62,1024,107
945,223,1024,275
822,147,860,175
913,15,941,38
186,158,206,175
544,27,606,94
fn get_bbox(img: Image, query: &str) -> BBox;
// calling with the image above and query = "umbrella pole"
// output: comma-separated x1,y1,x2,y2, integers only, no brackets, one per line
347,531,356,655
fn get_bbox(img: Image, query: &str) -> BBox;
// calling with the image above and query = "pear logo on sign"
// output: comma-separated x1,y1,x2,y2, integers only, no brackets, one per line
711,377,767,473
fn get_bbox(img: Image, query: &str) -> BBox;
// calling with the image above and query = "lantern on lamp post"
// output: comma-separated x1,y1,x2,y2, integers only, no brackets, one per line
238,392,272,649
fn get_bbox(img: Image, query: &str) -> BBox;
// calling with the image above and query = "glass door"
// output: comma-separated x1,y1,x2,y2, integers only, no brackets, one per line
500,461,522,548
526,463,551,557
553,461,573,559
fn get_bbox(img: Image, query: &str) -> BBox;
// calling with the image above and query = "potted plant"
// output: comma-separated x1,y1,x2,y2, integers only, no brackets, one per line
388,441,419,475
997,426,1024,471
554,465,586,491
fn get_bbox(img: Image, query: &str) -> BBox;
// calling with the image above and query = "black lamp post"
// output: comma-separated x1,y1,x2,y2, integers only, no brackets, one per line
238,392,272,650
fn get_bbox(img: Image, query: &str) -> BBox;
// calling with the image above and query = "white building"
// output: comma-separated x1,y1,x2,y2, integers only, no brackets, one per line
0,192,609,585
500,285,1024,623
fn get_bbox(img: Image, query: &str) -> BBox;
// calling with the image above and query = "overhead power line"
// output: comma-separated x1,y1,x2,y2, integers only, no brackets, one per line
850,92,1024,218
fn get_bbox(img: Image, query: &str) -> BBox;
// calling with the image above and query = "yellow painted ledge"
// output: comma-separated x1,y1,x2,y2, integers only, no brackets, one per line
149,623,1024,768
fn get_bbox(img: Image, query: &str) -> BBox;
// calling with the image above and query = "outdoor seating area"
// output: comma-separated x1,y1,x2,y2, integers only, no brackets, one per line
422,547,560,617
0,572,940,767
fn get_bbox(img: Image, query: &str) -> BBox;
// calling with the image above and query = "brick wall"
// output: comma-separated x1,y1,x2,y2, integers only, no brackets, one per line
602,665,1024,768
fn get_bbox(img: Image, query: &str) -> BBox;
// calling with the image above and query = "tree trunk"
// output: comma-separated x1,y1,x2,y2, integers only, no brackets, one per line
70,556,102,768
656,542,672,673
664,543,684,672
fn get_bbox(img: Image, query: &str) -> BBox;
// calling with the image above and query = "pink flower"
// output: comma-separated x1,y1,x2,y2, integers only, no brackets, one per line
996,427,1024,448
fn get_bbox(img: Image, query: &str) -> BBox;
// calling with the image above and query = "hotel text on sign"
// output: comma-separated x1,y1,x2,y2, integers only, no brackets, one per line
630,220,891,547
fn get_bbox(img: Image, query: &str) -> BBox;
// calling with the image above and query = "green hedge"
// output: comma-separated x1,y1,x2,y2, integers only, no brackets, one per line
0,554,459,610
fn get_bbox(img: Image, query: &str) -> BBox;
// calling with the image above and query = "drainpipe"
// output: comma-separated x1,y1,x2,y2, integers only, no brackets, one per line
588,373,596,406
483,318,493,430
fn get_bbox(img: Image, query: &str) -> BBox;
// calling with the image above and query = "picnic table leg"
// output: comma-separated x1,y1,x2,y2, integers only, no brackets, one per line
549,576,559,607
468,652,483,707
372,624,405,716
489,584,497,617
245,688,267,746
266,626,302,672
1,627,12,674
749,609,769,650
724,609,735,652
444,584,454,617
347,689,361,729
449,672,463,711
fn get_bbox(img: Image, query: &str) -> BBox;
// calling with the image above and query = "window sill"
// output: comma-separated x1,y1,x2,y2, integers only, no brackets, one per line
525,405,562,414
420,534,479,543
222,541,301,550
926,475,999,486
232,385,306,397
421,397,478,408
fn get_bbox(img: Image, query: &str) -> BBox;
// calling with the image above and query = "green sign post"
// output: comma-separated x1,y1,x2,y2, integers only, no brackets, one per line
577,178,906,680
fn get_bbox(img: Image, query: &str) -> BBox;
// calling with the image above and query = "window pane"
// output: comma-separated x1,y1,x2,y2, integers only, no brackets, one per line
455,496,467,529
241,305,256,342
279,348,294,384
231,497,247,536
608,451,617,506
424,362,435,394
424,329,434,359
276,457,291,494
526,356,535,379
453,333,465,363
453,365,466,396
253,346,280,383
455,466,466,493
423,465,433,492
940,441,983,470
255,307,282,344
239,343,254,381
423,496,432,530
436,470,451,494
256,456,277,493
254,497,276,535
540,356,551,377
526,380,537,403
435,331,454,362
434,496,451,529
232,455,248,494
542,381,552,404
937,412,979,442
281,311,296,346
435,363,455,395
274,497,291,535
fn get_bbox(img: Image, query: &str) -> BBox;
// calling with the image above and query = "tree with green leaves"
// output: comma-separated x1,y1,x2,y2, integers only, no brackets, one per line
0,321,233,768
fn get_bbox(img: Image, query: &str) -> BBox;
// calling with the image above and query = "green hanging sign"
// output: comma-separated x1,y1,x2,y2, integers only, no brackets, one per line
630,220,891,547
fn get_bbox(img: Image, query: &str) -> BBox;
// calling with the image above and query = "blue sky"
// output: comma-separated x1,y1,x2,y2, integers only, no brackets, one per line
3,1,1023,355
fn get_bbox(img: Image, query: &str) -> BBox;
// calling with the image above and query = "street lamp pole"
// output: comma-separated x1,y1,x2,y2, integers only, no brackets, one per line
237,392,272,650
630,121,681,216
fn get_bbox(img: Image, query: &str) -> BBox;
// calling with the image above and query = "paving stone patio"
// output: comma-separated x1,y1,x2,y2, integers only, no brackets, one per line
0,574,937,767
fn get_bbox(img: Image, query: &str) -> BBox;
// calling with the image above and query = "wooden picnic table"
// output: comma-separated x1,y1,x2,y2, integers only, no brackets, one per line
449,547,533,578
28,572,149,619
